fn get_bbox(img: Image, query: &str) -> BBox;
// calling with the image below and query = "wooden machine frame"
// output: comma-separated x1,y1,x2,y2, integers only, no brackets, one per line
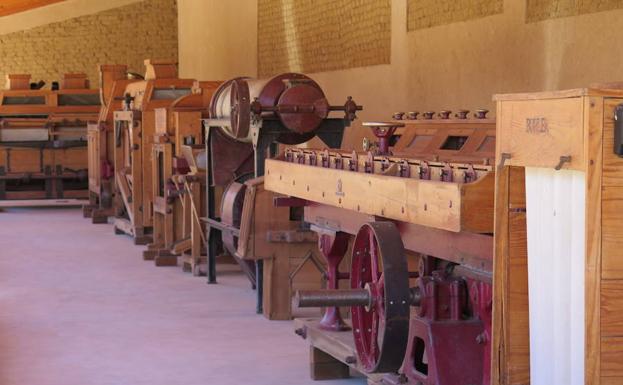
492,88,623,385
145,81,221,268
83,65,139,223
0,73,99,206
112,60,195,244
265,111,497,382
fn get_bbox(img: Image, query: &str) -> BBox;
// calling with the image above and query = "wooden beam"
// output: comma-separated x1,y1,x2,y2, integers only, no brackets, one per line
0,0,65,17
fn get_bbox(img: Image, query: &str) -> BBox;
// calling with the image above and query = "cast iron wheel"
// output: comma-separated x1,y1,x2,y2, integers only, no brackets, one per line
350,222,410,373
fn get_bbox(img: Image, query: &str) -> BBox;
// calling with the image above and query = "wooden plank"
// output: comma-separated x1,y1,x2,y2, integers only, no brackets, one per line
115,170,134,225
6,147,42,173
0,198,87,207
601,280,623,336
461,169,495,233
113,217,134,237
310,346,349,380
172,237,191,254
493,88,623,101
492,166,530,385
601,337,623,377
497,97,585,171
265,158,494,233
601,377,623,385
293,318,384,383
54,147,87,170
585,95,604,385
602,186,623,279
141,111,156,226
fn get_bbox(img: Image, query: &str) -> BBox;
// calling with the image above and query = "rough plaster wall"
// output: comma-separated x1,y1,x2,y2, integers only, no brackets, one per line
177,0,257,81
407,0,503,31
257,0,391,77
0,0,178,89
527,0,623,22
178,0,623,151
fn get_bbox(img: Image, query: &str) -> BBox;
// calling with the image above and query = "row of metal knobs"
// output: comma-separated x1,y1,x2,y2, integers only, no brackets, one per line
393,109,489,120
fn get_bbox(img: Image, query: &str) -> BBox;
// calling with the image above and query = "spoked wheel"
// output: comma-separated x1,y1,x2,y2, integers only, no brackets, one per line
350,222,410,373
220,173,256,286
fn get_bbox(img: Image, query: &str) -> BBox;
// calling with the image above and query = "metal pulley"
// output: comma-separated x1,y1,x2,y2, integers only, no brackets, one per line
209,73,362,143
229,78,251,139
296,222,411,373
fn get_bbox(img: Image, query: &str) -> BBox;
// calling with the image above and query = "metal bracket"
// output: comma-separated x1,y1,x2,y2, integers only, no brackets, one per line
499,152,511,167
554,155,571,170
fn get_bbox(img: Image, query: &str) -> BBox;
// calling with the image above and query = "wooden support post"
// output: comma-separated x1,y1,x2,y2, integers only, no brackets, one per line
309,346,350,381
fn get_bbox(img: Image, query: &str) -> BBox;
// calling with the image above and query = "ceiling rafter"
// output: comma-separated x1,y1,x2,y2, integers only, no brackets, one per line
0,0,66,17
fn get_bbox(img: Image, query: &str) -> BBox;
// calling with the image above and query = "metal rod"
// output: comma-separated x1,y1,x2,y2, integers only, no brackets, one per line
296,289,372,308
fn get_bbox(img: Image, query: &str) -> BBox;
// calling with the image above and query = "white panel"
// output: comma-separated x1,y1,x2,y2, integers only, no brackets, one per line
525,168,585,385
0,128,48,142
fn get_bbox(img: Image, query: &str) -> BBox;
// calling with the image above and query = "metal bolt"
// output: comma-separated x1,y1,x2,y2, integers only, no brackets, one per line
294,327,307,339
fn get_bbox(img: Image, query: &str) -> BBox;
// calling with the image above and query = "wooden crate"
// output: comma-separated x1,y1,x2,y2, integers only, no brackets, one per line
493,88,623,385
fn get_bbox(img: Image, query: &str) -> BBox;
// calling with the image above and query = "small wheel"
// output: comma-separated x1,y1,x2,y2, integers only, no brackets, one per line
350,222,410,373
230,78,251,139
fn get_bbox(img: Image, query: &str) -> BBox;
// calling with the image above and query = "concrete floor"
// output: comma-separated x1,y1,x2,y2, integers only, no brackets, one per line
0,208,364,385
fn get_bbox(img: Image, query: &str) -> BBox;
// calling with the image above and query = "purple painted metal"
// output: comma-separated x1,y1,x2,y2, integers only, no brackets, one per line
399,270,488,385
298,221,493,383
317,232,351,331
350,223,410,373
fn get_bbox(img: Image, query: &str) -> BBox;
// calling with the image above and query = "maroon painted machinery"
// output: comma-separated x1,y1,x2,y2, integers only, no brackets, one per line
264,110,496,384
202,73,361,315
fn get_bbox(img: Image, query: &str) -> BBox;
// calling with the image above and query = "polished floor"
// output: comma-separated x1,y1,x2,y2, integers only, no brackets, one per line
0,208,363,385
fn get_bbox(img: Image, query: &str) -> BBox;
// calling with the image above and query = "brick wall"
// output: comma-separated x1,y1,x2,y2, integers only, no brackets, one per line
0,0,178,89
527,0,623,22
407,0,503,31
257,0,391,77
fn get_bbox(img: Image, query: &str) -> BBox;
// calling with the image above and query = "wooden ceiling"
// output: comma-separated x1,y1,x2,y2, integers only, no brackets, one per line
0,0,65,17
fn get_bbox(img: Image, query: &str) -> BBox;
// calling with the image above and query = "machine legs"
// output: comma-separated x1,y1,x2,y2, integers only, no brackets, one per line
206,226,219,284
